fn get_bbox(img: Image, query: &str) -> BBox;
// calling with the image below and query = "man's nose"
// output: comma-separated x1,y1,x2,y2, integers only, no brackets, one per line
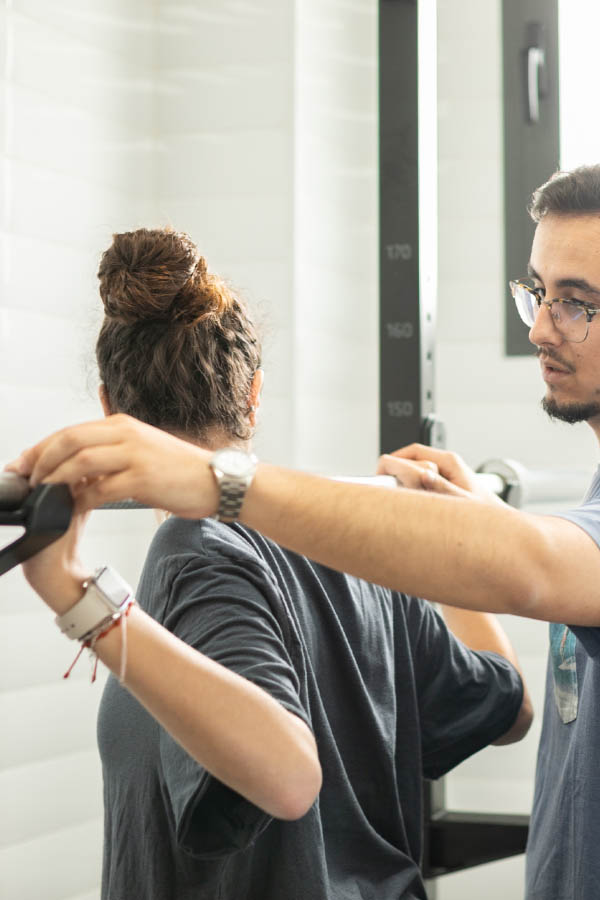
529,301,563,348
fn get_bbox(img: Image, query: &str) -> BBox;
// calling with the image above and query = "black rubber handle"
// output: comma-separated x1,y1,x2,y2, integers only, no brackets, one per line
0,472,31,510
0,482,74,577
0,472,148,512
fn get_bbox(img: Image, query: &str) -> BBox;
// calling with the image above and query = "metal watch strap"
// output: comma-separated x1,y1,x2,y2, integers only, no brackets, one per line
218,479,250,521
55,566,133,641
210,448,258,522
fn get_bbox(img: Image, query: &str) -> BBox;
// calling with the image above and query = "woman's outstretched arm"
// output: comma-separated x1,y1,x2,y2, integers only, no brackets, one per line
17,495,321,822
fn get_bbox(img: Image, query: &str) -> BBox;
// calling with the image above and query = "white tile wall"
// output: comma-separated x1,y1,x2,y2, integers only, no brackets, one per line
155,0,296,466
559,0,600,169
295,0,378,475
0,2,373,894
154,0,378,477
1,2,157,898
0,819,104,900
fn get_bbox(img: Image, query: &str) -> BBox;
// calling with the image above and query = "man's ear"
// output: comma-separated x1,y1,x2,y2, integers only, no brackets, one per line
248,369,264,428
98,384,112,417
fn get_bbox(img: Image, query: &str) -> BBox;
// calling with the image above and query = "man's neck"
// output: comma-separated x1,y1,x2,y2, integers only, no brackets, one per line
588,417,600,447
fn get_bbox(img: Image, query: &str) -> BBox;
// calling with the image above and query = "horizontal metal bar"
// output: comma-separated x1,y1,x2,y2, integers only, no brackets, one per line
424,810,529,878
0,461,592,515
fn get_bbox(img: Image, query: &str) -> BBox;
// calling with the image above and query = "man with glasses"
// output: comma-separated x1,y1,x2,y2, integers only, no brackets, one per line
512,276,600,348
10,165,600,899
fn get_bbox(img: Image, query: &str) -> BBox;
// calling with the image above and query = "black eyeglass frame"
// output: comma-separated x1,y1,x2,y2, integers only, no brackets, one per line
510,279,600,343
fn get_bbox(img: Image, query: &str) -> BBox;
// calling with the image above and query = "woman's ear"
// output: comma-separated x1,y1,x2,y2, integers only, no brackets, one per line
248,369,264,428
98,384,112,417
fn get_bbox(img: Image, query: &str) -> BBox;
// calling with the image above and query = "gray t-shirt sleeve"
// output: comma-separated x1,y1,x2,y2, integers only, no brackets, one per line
406,598,524,780
156,551,310,859
554,492,600,657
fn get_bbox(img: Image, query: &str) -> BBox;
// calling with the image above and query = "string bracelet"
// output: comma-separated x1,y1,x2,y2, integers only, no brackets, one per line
63,598,136,684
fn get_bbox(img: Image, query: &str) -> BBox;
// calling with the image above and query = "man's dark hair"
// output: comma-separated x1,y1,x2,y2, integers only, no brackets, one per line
529,164,600,222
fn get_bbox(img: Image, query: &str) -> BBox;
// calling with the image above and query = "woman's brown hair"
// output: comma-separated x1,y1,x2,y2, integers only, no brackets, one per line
96,228,261,442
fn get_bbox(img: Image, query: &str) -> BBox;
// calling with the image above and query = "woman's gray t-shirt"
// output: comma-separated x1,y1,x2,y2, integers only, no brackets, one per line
98,516,523,900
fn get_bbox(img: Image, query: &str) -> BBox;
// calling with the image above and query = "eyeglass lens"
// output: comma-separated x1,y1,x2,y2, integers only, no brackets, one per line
512,283,588,342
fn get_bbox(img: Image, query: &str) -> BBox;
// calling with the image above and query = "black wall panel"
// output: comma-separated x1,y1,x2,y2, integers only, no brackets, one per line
503,0,560,355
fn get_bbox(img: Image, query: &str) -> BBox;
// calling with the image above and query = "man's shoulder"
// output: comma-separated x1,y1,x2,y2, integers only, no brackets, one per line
551,466,600,540
580,465,600,505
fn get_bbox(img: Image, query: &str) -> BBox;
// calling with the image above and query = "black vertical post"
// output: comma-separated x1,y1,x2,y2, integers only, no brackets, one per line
379,3,441,897
379,6,530,895
503,0,560,355
379,0,443,455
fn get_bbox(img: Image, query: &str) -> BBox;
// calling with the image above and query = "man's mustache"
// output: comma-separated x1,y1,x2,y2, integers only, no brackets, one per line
536,347,576,374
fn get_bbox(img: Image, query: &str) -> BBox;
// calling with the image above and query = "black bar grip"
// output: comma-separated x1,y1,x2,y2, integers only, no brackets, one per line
0,473,148,578
0,472,148,512
0,472,31,511
0,482,74,577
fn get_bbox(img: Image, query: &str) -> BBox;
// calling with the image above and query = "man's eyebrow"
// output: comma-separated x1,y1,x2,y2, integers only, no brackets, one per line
526,263,600,298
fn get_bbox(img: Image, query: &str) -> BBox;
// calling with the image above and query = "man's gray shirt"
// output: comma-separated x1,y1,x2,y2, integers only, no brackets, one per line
527,465,600,899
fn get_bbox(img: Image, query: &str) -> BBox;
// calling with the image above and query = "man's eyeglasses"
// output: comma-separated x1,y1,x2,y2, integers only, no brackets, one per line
510,280,600,343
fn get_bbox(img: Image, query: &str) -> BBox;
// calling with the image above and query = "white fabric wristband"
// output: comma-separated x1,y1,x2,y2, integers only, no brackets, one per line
56,566,133,641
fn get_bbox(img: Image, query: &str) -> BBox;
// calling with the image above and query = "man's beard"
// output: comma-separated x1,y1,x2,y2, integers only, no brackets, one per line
542,395,600,423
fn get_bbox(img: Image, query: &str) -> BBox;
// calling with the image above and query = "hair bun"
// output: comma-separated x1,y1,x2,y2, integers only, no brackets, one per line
98,228,232,326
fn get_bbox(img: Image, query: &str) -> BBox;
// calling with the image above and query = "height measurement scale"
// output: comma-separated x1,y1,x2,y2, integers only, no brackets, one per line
378,4,529,896
379,0,443,453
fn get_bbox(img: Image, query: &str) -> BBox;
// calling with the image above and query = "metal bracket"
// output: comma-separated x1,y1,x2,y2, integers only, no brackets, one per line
524,22,548,124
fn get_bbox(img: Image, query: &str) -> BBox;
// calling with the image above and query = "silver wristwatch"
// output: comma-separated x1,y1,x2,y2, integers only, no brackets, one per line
209,447,258,522
56,565,133,641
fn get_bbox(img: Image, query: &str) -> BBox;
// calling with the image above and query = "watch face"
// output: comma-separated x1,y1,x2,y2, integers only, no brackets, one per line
94,565,132,607
216,448,255,477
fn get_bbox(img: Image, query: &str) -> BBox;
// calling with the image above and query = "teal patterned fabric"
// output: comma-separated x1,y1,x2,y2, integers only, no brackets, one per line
549,622,578,723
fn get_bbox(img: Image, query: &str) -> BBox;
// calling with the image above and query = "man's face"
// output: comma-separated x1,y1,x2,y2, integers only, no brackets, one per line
528,213,600,427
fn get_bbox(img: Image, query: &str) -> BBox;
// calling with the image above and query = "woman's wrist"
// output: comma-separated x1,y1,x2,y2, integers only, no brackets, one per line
31,566,91,616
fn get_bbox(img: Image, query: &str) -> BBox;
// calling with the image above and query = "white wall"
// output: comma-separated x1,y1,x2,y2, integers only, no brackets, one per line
294,0,378,475
151,0,378,475
154,0,298,465
1,2,378,897
0,3,158,899
559,0,600,169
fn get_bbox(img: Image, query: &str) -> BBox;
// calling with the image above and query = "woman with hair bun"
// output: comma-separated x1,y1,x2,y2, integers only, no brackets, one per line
95,228,262,445
14,228,530,900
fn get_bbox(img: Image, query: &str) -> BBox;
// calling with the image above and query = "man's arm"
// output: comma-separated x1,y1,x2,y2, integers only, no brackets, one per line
377,455,533,741
242,461,600,626
9,414,600,626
